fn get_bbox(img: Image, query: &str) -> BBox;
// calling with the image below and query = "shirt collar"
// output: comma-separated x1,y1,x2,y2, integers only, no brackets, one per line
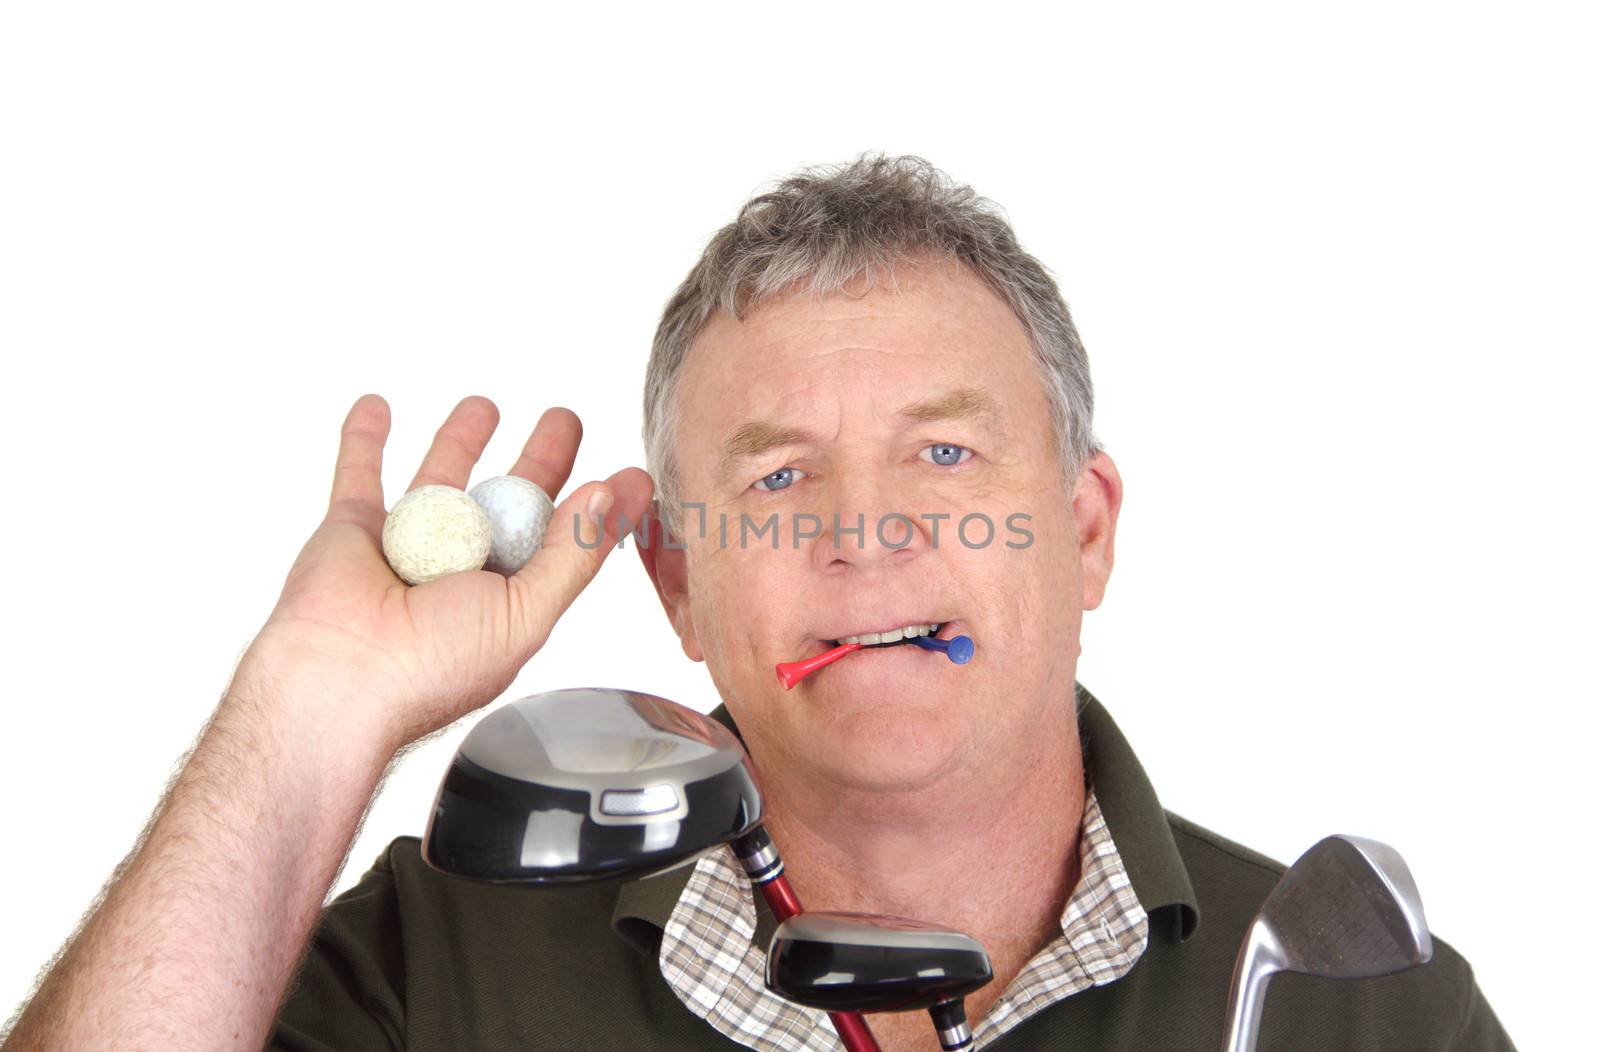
611,680,1199,955
1073,681,1200,940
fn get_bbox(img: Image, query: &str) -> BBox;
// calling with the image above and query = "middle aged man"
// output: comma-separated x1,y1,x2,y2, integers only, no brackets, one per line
2,155,1511,1051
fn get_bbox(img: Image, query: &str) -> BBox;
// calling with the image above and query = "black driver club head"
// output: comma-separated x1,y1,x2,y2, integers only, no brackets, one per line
767,910,993,1049
422,687,762,885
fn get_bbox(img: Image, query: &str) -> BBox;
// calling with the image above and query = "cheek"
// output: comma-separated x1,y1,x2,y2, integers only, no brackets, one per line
987,505,1081,635
687,541,798,664
683,545,723,656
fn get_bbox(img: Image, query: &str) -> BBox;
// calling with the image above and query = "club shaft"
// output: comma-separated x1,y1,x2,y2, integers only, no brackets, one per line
758,873,802,921
734,831,882,1052
1222,924,1276,1052
830,1011,883,1052
929,998,974,1050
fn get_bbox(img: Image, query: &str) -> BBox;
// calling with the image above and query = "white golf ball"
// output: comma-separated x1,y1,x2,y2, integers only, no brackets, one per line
468,475,555,576
381,485,492,585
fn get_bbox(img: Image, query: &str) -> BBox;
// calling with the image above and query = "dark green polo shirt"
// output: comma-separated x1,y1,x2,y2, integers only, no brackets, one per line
270,684,1513,1050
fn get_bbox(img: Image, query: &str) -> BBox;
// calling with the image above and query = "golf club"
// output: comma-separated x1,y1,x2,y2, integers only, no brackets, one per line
1222,834,1434,1052
767,910,994,1051
422,687,882,1052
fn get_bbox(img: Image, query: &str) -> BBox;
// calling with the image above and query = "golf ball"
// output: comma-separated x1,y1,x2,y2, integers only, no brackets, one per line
381,485,492,585
468,475,555,576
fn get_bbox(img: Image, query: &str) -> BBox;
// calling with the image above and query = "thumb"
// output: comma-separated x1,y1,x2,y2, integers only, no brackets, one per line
507,467,655,657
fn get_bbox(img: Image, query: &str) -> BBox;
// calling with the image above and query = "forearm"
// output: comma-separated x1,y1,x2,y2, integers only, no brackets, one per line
4,648,396,1051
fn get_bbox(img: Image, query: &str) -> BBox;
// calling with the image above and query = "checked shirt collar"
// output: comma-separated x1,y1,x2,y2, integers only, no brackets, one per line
610,685,1202,1050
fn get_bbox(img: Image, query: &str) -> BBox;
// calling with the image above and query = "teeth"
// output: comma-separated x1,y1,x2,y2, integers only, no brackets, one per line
836,622,941,645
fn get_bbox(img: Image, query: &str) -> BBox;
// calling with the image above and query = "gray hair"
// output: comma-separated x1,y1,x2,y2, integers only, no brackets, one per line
642,152,1100,530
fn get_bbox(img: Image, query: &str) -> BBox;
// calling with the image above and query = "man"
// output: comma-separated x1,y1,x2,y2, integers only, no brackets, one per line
1,155,1511,1050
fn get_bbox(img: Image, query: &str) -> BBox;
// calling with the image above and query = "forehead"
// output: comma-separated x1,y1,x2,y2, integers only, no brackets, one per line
675,258,1044,452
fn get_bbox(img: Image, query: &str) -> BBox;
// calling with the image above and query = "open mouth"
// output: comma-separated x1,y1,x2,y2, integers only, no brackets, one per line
826,622,944,649
779,620,972,689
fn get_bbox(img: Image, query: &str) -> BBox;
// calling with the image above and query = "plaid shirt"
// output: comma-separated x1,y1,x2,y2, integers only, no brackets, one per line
658,786,1149,1050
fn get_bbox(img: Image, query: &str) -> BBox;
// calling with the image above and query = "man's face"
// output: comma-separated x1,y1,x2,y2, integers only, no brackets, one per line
656,257,1111,792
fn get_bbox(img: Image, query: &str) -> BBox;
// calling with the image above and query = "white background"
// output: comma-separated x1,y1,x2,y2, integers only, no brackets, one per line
2,2,1594,1047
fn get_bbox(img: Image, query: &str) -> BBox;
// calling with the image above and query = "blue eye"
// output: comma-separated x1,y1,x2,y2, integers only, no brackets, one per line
754,466,805,492
921,443,971,466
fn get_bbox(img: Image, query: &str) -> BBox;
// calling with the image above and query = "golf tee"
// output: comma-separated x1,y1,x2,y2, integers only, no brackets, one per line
909,634,976,664
776,643,863,690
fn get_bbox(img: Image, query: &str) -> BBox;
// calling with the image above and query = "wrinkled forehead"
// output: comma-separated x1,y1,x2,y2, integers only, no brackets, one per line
673,260,1045,470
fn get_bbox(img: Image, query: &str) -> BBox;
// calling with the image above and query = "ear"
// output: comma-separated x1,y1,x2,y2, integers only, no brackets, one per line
636,502,705,662
1073,450,1123,611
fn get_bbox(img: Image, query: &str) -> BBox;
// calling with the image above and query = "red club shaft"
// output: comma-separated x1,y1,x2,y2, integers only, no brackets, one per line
775,643,863,690
758,874,803,921
739,832,881,1051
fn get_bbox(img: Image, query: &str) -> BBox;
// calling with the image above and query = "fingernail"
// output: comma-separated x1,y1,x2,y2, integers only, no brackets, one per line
586,488,614,530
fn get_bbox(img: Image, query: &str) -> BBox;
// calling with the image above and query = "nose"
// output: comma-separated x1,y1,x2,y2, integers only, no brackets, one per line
807,465,931,575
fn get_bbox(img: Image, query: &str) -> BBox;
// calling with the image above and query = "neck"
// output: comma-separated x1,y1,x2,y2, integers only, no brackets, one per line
755,716,1087,1018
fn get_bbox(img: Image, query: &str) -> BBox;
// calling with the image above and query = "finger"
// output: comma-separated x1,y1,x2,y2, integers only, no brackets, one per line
506,467,655,657
407,395,500,493
506,407,583,498
326,394,391,534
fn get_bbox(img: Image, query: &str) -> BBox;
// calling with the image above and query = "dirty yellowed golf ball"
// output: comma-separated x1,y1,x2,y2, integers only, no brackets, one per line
468,475,555,576
381,485,492,585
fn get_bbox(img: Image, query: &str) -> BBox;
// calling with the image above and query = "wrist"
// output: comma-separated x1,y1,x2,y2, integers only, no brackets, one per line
225,631,403,777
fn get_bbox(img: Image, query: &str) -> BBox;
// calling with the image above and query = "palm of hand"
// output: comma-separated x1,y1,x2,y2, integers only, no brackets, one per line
248,394,652,750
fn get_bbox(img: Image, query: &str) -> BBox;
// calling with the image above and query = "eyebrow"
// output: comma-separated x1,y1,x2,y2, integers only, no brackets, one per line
718,421,817,483
895,386,1000,423
716,387,1004,485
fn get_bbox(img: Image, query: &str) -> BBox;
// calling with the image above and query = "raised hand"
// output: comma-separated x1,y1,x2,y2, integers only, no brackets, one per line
244,393,653,753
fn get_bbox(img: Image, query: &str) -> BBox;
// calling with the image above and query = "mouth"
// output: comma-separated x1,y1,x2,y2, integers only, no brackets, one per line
824,622,947,649
777,619,971,690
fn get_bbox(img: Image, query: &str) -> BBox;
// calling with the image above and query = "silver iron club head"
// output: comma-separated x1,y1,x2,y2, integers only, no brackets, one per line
1222,834,1433,1052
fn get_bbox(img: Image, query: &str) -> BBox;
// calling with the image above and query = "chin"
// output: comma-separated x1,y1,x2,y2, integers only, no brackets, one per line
799,703,970,791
